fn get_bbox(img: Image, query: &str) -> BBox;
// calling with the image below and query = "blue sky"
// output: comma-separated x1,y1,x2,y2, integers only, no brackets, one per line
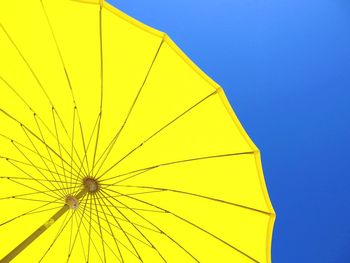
108,1,350,262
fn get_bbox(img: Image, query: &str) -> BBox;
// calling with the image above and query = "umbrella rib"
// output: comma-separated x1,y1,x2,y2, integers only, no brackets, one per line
74,113,102,182
53,109,91,179
113,185,271,216
5,159,63,199
100,189,200,263
38,210,73,262
66,194,90,262
0,195,63,228
83,211,160,261
94,204,167,263
40,0,89,175
0,176,73,184
86,200,162,234
0,75,34,111
11,140,67,198
0,23,53,105
0,186,77,202
101,196,143,262
82,199,140,262
26,205,66,216
0,26,87,177
104,187,260,263
94,200,165,213
90,4,104,178
69,108,76,192
34,114,72,194
93,193,107,262
102,188,166,215
100,190,163,251
172,213,260,263
95,192,156,248
0,155,79,185
3,176,63,201
0,77,79,178
87,194,94,262
100,151,254,184
51,108,70,196
96,89,218,181
96,191,145,261
70,108,85,196
0,108,85,182
21,124,69,196
93,195,155,256
76,210,122,263
0,131,81,181
3,196,61,204
73,208,88,263
33,115,62,181
66,112,102,196
54,111,73,194
105,189,166,198
52,106,88,177
0,24,86,172
102,168,157,185
39,0,77,107
101,167,157,188
68,208,74,260
76,208,115,262
97,191,168,262
33,115,82,183
5,112,81,183
77,115,91,176
92,38,165,178
96,192,161,248
38,110,87,176
95,192,124,263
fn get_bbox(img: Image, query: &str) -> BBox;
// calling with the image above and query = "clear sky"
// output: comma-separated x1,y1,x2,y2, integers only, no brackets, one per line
108,1,350,262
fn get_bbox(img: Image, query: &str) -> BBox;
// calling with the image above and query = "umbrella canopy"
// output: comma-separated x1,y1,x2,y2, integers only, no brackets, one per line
0,0,275,262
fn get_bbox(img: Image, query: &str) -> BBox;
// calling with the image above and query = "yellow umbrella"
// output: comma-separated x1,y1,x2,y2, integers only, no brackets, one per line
0,0,275,262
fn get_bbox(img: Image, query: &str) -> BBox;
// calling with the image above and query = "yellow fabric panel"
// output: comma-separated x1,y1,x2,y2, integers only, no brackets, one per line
100,92,252,178
0,0,274,262
134,192,270,263
0,0,81,172
106,153,270,213
97,38,218,178
41,0,101,166
139,212,261,263
95,6,163,167
0,0,74,132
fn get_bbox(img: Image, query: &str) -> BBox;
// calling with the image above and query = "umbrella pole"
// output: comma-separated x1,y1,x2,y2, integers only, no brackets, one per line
0,190,86,263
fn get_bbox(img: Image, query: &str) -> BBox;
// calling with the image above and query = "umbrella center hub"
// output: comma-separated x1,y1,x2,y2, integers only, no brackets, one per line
65,196,79,210
83,177,100,193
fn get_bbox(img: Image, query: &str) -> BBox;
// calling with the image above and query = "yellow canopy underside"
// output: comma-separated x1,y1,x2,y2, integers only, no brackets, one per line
0,0,275,262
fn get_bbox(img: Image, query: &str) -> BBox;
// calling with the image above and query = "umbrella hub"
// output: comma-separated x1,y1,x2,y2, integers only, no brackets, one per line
65,195,79,210
83,177,100,193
